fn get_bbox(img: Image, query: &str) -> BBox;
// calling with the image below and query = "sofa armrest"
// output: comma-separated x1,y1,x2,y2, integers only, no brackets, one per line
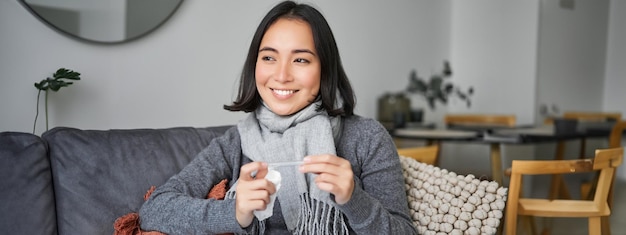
0,132,56,235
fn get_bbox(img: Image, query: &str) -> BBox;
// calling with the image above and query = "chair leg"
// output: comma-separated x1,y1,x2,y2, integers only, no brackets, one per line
558,177,571,199
580,180,593,200
506,213,518,235
538,217,552,235
549,174,571,200
581,171,601,200
601,216,611,235
549,142,571,200
578,138,587,159
520,215,537,235
589,217,602,235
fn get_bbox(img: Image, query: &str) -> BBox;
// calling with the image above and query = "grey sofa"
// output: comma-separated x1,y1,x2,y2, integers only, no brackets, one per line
0,126,232,235
1,125,509,235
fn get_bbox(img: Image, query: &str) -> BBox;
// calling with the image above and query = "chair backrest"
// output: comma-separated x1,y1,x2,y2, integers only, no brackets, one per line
590,148,623,204
545,111,622,124
578,120,626,225
606,120,626,209
397,145,439,165
444,114,516,127
609,120,626,148
563,111,622,122
506,147,623,235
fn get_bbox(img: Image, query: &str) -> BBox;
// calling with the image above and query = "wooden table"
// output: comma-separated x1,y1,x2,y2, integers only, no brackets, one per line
393,125,613,186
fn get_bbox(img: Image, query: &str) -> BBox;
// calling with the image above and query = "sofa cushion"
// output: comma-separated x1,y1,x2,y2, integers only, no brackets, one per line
0,132,56,235
42,126,231,235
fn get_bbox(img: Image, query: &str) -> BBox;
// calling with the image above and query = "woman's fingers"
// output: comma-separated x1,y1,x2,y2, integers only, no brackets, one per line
240,161,269,180
299,154,354,204
300,155,352,179
235,161,277,227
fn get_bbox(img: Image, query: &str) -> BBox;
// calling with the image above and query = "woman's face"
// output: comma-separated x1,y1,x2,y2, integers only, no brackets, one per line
255,18,321,116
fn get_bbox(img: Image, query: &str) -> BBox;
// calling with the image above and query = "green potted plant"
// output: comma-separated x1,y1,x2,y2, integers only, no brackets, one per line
33,68,81,134
378,60,473,129
406,60,474,110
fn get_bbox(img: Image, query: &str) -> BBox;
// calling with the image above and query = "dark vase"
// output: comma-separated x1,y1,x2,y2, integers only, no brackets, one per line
377,93,410,124
553,118,578,135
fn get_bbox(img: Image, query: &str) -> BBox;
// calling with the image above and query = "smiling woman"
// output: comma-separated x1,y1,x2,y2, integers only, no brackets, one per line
19,0,183,44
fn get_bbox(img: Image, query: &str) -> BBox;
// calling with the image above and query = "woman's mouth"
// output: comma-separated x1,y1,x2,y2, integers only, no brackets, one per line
272,88,297,96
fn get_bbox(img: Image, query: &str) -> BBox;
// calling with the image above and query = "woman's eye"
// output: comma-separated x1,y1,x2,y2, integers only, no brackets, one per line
294,58,310,63
261,56,275,61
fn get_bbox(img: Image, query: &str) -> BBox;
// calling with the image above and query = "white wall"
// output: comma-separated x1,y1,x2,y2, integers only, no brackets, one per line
0,0,450,134
439,0,540,178
449,0,539,124
1,0,624,179
604,0,626,115
536,0,610,120
604,0,626,180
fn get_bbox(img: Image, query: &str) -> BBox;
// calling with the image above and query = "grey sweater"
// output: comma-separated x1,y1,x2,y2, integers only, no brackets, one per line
139,116,417,234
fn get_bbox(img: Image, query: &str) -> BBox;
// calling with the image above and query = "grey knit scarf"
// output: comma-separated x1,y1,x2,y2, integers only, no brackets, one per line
228,100,348,235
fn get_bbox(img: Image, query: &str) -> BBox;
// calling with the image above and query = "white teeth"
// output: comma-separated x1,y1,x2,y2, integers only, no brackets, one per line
273,89,295,96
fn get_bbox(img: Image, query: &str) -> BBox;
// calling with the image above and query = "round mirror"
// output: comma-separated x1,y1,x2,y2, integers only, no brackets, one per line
19,0,183,44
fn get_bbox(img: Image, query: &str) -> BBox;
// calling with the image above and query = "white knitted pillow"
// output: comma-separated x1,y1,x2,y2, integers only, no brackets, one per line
399,156,508,235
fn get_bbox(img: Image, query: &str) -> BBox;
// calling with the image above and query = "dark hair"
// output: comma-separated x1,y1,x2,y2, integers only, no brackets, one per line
223,1,355,116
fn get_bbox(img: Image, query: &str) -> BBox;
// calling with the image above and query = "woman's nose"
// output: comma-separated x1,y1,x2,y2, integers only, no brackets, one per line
274,63,293,82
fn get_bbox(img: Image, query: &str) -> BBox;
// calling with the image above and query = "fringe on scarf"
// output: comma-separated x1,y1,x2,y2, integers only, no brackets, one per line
294,193,348,235
227,190,348,235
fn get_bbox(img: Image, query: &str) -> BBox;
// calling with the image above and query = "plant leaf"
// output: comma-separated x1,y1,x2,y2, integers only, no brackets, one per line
407,70,428,93
443,83,454,94
428,76,443,92
34,81,48,90
455,90,463,98
405,60,474,109
443,60,452,76
408,79,427,93
48,80,61,91
54,68,81,80
56,81,71,88
427,97,436,110
435,92,448,104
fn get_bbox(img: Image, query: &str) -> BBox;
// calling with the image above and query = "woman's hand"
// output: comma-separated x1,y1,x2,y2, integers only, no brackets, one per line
235,162,276,228
299,154,354,205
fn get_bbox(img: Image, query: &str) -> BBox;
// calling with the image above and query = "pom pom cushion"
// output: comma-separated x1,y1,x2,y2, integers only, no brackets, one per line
399,156,508,235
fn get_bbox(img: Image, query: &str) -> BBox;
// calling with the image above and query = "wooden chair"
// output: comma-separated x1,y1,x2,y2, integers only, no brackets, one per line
505,147,624,235
444,114,517,128
540,112,622,202
563,112,622,122
582,120,626,199
577,120,626,235
397,145,439,165
544,111,622,123
545,116,624,202
505,119,624,234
